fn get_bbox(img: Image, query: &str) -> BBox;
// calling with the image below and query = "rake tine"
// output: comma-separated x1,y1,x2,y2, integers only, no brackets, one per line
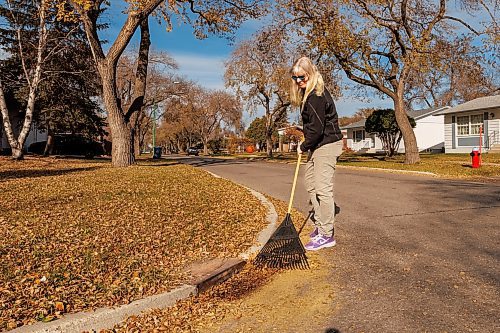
254,154,310,269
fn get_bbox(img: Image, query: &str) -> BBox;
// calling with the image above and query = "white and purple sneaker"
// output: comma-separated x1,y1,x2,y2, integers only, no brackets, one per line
304,235,336,251
310,227,319,238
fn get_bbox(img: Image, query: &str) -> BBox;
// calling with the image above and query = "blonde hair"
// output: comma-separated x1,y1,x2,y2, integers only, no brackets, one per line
289,56,325,108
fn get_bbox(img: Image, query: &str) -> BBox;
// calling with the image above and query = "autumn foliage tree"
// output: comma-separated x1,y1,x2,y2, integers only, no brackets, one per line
225,29,291,157
158,85,242,154
195,90,242,155
338,108,375,127
57,0,264,167
273,0,497,164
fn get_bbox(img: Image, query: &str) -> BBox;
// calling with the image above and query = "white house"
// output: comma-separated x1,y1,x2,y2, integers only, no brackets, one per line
434,95,500,153
341,106,449,153
341,119,382,153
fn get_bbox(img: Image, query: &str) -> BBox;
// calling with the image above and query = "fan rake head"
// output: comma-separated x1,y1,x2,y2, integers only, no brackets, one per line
254,213,309,269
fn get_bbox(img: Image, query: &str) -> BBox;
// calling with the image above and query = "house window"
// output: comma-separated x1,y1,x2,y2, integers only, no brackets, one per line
470,114,484,135
457,116,469,135
353,130,365,142
456,114,484,136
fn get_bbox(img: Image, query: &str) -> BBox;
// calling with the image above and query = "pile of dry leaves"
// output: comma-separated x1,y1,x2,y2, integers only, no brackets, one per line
0,157,267,330
108,196,308,333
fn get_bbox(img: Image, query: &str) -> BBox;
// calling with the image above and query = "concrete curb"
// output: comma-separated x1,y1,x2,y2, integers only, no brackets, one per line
11,170,278,333
11,285,196,333
239,187,279,260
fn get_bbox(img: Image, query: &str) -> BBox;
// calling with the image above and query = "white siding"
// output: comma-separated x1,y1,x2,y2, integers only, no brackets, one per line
444,115,453,151
444,107,500,153
345,127,383,152
414,114,445,151
398,114,445,153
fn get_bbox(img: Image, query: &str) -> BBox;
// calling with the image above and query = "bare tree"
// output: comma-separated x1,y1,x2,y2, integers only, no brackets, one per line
158,85,241,155
117,49,180,155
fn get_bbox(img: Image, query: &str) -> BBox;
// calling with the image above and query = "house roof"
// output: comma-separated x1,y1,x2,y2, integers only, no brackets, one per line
434,95,500,115
340,106,449,129
407,106,450,119
340,119,366,130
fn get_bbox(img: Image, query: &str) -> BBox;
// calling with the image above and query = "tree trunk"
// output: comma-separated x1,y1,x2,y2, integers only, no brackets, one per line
133,128,141,156
265,113,273,157
43,128,54,156
128,18,151,159
203,140,208,155
394,94,420,164
100,63,134,167
266,136,273,157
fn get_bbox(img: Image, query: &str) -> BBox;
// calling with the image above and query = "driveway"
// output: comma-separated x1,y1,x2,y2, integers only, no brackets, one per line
177,156,500,332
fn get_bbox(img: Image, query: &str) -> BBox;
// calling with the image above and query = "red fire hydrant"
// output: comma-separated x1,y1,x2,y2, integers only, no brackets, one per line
470,148,481,168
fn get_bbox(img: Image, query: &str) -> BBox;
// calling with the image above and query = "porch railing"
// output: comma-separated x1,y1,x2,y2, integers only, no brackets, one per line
487,130,499,148
352,139,372,151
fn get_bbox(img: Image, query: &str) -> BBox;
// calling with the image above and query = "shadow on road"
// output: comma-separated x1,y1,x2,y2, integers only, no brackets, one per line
161,156,256,168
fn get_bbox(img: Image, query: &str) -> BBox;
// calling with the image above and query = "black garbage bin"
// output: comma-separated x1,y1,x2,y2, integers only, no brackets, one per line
153,146,162,159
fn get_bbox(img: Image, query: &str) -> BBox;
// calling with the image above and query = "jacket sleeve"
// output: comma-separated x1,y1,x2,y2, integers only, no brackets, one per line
300,94,326,152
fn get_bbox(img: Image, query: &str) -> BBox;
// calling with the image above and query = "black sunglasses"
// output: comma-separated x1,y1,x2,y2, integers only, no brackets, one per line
291,75,306,81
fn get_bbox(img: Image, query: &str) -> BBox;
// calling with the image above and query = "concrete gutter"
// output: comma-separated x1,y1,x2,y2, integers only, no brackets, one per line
336,164,437,176
11,170,278,333
11,285,196,333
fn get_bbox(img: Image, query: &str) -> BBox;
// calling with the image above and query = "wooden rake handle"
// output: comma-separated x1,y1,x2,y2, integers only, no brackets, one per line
287,152,302,214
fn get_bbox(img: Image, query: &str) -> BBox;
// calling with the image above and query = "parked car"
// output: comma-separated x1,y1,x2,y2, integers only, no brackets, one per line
28,134,106,158
187,147,200,156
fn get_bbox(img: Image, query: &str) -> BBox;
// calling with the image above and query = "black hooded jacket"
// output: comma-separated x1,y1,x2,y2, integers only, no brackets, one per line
299,88,343,152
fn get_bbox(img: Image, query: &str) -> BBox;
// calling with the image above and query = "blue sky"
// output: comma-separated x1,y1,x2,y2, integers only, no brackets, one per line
101,2,394,124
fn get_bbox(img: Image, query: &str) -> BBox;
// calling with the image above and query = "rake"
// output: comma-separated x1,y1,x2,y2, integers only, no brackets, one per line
254,153,309,269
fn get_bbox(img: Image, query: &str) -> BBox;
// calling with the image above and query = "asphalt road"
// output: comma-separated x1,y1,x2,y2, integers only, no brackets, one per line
177,156,500,333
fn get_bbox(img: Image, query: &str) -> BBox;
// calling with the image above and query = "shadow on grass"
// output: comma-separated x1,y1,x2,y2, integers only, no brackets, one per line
0,166,101,181
136,159,182,167
156,156,257,168
325,329,341,333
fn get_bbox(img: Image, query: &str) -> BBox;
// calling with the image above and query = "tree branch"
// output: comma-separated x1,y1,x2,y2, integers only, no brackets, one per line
443,16,481,35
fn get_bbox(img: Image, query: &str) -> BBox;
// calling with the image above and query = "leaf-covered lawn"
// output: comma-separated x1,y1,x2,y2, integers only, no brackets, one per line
108,196,308,333
338,153,500,179
0,157,267,331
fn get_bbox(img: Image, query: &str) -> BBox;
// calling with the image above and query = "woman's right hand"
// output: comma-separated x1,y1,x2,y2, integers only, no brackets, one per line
297,141,304,155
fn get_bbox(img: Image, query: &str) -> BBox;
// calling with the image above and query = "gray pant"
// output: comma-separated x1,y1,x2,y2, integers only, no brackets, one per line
304,141,343,237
